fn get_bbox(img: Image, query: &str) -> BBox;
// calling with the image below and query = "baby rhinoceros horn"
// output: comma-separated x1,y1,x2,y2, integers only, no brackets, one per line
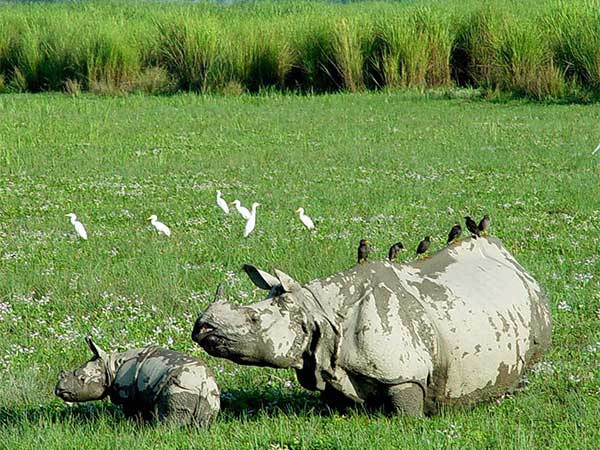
214,283,227,303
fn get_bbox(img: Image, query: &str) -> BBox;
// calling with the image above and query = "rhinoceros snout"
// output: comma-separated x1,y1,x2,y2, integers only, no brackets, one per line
55,386,72,401
191,320,215,345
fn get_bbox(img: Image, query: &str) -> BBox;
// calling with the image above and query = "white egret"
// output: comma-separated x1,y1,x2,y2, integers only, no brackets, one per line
148,214,171,237
296,207,315,230
232,200,251,220
216,190,229,214
66,213,88,240
243,203,260,237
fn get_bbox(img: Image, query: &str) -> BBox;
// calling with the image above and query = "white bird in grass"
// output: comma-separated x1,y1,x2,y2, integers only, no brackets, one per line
593,143,600,155
216,190,229,214
232,200,252,220
66,213,88,240
296,207,315,230
148,214,171,237
243,203,260,237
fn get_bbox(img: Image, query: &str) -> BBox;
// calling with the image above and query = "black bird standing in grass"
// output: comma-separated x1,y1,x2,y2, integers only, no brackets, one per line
416,236,431,257
478,214,491,235
464,216,480,238
357,239,370,264
388,242,404,261
447,224,462,244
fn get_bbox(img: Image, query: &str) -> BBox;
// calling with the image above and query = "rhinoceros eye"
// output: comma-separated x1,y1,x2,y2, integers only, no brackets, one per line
275,295,294,310
248,310,259,323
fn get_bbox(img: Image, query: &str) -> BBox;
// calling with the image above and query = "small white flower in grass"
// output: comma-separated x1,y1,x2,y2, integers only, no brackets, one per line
557,300,572,311
2,251,20,261
221,392,234,401
532,361,555,375
496,393,508,404
568,374,581,383
586,342,600,353
574,272,593,285
436,423,460,439
225,271,238,283
147,214,171,237
0,302,11,320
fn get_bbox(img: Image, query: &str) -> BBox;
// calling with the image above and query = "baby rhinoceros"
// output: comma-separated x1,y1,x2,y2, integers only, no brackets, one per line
55,337,220,426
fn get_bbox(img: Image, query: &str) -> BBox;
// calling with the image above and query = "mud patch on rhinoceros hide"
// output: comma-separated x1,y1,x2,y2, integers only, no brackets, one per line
371,284,394,334
434,361,522,410
416,251,458,280
408,279,455,320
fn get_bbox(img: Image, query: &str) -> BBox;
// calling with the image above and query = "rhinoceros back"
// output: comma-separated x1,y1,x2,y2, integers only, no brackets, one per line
391,237,551,406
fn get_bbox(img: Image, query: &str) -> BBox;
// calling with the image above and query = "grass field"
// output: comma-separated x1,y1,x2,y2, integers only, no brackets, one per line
0,91,599,449
2,0,600,100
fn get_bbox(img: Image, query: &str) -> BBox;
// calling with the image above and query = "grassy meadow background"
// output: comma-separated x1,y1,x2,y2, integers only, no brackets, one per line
0,0,599,449
0,91,599,448
1,0,600,100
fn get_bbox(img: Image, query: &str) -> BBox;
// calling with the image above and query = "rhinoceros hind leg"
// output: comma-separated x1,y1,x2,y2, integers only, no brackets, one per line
155,391,200,426
387,383,424,416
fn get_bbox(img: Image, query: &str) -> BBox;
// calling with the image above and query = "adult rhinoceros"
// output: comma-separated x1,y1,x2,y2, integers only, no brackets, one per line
192,237,551,415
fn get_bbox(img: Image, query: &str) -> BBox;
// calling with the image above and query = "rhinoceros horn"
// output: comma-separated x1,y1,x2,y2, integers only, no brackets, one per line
214,283,227,302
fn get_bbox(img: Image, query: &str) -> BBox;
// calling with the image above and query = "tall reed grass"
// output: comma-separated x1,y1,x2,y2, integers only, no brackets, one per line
1,0,600,100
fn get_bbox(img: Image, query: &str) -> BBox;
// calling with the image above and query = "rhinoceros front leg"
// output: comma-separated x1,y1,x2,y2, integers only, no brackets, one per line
320,384,356,412
386,383,424,416
121,405,151,423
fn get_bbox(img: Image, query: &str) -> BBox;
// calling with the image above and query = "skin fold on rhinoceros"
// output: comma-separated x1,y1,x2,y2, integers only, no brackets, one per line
192,237,551,416
55,337,220,426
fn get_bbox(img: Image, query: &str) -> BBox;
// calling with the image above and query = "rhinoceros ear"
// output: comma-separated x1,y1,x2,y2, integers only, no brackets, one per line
274,269,302,293
243,264,280,290
85,336,108,360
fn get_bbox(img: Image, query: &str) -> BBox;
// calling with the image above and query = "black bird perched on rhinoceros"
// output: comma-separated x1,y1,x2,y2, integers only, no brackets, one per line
465,216,480,238
447,224,462,244
416,236,431,257
357,239,370,264
192,236,551,416
55,337,220,426
478,214,491,235
388,242,404,261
